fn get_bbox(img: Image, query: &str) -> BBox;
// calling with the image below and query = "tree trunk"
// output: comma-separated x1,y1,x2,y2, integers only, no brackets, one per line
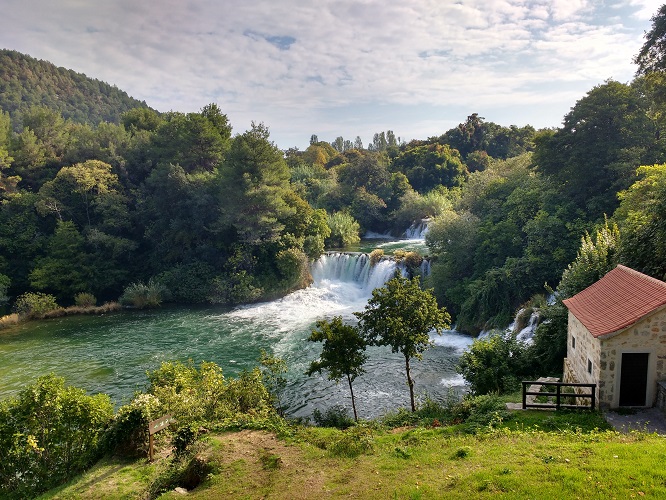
347,374,358,421
405,355,416,412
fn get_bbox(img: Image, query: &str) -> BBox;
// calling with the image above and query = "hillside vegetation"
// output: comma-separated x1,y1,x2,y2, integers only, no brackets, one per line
0,49,151,127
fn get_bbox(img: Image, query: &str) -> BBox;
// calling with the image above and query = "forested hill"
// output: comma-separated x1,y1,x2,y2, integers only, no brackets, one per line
0,49,152,127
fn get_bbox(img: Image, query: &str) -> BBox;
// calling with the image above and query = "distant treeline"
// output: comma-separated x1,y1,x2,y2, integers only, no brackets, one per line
2,45,666,338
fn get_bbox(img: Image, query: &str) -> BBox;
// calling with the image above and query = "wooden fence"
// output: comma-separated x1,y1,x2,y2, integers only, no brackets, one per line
522,381,596,410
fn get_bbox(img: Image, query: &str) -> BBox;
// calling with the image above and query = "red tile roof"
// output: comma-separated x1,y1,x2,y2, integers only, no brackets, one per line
562,265,666,338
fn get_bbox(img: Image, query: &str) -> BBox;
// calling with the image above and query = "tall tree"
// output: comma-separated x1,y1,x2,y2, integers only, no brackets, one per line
635,5,666,75
307,317,368,421
219,123,295,244
355,275,450,411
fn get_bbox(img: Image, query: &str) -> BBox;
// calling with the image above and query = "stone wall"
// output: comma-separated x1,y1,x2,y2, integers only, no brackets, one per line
565,313,600,403
600,307,666,408
657,381,666,412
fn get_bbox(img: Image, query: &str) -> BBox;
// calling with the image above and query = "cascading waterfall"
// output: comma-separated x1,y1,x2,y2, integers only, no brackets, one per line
311,252,407,295
404,218,430,239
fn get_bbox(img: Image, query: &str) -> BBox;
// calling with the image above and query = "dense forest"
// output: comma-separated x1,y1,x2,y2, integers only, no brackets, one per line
0,49,151,126
3,5,666,357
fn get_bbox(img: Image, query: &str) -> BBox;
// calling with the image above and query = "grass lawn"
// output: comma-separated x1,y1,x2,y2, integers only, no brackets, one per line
39,409,666,499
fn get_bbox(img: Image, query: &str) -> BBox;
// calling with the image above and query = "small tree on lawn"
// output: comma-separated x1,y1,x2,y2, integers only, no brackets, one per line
306,316,368,421
355,275,450,412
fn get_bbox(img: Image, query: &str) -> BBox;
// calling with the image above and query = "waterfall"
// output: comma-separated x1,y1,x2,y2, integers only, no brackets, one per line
311,253,405,295
404,219,430,239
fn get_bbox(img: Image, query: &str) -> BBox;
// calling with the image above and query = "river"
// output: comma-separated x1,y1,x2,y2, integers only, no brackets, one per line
0,233,472,419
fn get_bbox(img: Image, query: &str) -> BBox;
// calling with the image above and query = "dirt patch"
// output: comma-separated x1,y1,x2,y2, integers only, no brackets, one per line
193,430,330,499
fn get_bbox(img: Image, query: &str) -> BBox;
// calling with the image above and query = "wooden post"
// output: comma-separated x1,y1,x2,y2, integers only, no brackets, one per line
148,414,175,461
556,384,561,410
522,381,527,409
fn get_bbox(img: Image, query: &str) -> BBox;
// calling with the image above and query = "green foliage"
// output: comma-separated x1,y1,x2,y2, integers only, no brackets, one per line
145,360,274,429
457,332,531,395
0,273,9,305
312,405,356,429
119,278,167,309
615,163,666,279
326,425,375,457
259,350,288,415
557,220,620,299
0,49,150,127
325,211,361,248
356,275,450,411
155,261,215,304
391,143,466,193
0,374,113,499
634,5,666,75
13,291,59,319
307,316,368,420
74,292,96,307
106,393,162,457
29,220,92,303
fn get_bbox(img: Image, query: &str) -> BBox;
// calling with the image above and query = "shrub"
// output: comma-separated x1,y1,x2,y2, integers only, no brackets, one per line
449,394,512,432
74,292,97,307
119,278,167,309
312,405,355,430
327,425,375,457
156,262,215,304
0,375,114,498
325,211,361,248
457,331,531,395
106,393,162,457
369,249,384,266
13,292,59,319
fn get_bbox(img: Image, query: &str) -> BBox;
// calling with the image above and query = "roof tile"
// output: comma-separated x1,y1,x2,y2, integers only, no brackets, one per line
562,265,666,337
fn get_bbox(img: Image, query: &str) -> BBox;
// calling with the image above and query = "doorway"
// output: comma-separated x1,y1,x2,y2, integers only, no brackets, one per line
619,353,649,406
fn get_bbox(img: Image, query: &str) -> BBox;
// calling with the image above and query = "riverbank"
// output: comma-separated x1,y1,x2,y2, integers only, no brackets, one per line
40,410,665,499
0,302,122,332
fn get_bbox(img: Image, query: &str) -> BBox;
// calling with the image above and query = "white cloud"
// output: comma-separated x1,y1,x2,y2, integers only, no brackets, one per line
0,0,659,147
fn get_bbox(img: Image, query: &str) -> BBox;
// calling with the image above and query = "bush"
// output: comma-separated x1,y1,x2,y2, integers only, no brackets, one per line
156,262,215,304
0,375,114,498
449,394,512,432
312,405,355,429
327,425,375,457
119,278,167,309
74,292,97,307
457,331,531,395
369,249,384,265
325,211,361,248
13,292,59,319
106,393,162,457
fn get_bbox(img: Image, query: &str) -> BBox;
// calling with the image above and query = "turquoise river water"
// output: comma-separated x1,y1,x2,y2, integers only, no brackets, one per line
0,242,472,419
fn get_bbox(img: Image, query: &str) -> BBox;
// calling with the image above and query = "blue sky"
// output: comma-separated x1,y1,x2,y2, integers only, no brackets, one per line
2,0,663,149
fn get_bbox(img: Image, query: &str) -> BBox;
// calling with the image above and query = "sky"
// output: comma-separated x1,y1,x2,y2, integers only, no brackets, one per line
2,0,663,150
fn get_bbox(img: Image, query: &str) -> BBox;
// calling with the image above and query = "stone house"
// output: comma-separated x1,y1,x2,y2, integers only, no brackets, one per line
562,265,666,408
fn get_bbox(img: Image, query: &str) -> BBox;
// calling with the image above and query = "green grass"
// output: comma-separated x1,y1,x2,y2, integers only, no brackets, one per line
38,410,666,499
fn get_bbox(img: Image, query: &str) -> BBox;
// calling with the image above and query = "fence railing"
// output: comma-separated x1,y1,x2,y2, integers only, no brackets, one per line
522,381,596,410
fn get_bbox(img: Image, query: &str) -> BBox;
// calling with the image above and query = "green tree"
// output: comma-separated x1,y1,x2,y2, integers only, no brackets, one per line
634,5,666,75
259,350,288,415
534,80,657,216
219,123,295,244
29,220,92,302
355,276,451,411
307,317,368,421
557,220,620,299
457,332,529,395
615,163,666,279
